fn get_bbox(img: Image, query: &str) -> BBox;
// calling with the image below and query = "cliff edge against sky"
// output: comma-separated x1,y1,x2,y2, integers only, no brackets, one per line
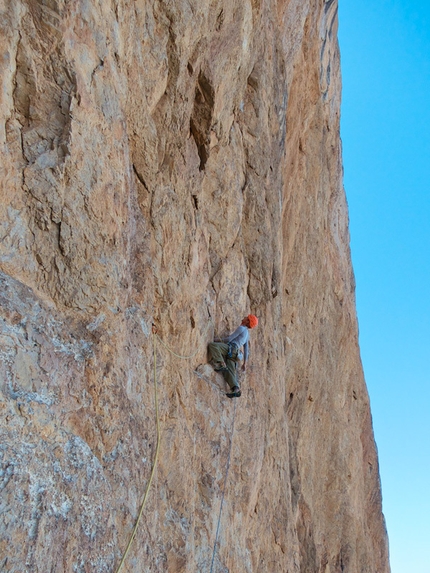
0,0,390,572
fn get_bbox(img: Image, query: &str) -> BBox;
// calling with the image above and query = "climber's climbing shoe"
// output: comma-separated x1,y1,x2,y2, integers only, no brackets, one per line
226,387,241,398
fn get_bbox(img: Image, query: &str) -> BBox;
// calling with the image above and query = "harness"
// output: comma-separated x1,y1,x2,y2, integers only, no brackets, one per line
227,341,240,360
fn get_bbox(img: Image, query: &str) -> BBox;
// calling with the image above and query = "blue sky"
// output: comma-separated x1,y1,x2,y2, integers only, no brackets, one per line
338,1,430,572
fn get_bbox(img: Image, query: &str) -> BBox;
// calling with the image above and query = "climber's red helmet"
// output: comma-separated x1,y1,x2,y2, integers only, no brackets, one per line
243,314,258,329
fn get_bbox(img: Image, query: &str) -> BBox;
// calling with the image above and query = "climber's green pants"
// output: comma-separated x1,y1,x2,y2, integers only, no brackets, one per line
208,342,239,390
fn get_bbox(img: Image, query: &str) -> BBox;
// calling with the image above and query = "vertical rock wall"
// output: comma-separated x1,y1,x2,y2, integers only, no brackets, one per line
0,1,390,572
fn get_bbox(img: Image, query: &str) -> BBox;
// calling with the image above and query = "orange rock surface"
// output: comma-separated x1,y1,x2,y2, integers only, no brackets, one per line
0,1,390,572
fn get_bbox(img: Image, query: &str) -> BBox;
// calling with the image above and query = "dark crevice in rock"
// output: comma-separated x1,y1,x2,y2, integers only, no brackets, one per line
133,164,149,192
190,71,214,171
215,9,224,31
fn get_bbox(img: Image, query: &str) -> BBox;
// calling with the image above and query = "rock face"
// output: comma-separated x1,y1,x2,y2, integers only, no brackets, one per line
0,1,390,572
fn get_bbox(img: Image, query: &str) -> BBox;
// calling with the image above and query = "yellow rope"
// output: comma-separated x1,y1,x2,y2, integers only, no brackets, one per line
114,321,213,572
115,333,161,573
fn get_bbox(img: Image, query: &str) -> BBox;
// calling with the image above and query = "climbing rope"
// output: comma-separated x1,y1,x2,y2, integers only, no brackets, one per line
115,322,212,571
114,319,237,573
114,330,161,573
209,396,238,573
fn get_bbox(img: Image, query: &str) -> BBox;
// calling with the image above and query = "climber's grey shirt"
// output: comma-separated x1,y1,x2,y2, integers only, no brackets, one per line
223,325,249,361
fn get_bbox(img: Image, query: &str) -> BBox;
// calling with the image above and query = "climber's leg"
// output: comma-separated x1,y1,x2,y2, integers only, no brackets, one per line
208,342,229,370
223,358,239,391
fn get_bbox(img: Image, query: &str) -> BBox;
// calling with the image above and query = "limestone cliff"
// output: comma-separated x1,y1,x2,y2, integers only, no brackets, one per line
0,1,390,572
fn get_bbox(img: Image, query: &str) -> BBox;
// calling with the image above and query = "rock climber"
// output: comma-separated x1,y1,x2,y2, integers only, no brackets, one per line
208,314,258,398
